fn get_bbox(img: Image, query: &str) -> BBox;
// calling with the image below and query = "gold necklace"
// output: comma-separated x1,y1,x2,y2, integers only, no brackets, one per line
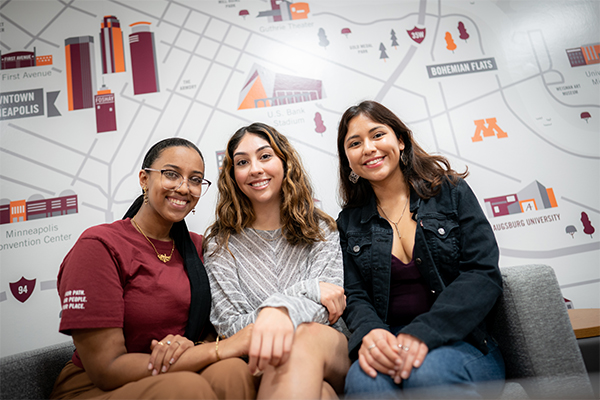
378,196,409,240
250,227,282,242
132,216,175,263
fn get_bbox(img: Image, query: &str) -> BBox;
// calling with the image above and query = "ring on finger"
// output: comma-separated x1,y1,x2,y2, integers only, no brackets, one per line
166,341,171,345
403,345,410,351
158,342,164,346
367,344,376,351
174,341,181,346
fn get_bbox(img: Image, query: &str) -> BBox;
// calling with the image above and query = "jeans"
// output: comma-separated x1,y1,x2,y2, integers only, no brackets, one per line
344,330,505,399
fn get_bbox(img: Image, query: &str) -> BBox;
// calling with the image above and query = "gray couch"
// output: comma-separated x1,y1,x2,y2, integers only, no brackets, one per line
0,264,594,399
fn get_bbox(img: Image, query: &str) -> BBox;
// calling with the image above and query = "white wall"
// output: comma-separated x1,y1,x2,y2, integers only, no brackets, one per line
1,0,598,357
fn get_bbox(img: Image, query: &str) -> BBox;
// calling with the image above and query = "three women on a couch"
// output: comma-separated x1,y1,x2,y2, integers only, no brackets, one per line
52,101,503,399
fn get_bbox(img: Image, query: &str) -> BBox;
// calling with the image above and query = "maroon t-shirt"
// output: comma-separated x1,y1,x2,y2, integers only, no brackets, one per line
386,253,435,327
57,218,203,368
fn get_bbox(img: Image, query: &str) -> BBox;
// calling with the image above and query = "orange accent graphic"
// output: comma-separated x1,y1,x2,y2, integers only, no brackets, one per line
35,55,53,65
519,199,537,213
445,32,457,52
112,27,126,73
65,46,74,111
10,200,26,223
546,188,558,208
130,21,152,27
471,118,508,142
239,76,270,109
290,3,309,20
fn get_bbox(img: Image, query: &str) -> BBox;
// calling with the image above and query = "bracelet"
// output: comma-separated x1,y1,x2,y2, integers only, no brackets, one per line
215,336,221,362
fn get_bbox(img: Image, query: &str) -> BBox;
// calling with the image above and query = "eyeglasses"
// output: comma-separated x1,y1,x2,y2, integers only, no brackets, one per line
144,168,211,198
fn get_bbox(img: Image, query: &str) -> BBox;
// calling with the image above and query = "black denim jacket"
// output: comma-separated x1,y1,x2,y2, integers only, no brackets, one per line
337,178,503,361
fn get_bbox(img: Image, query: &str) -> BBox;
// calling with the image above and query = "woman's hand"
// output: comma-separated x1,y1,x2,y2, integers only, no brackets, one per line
319,281,346,324
248,307,294,375
358,328,401,379
393,333,428,383
218,324,253,359
148,334,193,375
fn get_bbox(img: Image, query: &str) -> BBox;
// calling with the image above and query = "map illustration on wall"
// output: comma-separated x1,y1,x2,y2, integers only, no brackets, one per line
0,0,597,358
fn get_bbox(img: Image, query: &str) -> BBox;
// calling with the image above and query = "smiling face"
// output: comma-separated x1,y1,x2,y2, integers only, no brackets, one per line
232,133,284,211
344,113,405,185
139,145,205,225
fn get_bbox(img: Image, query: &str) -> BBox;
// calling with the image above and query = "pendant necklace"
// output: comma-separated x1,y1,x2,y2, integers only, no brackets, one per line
132,216,175,263
378,196,409,240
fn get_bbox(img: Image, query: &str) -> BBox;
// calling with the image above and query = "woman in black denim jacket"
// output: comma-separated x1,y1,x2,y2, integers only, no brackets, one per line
337,101,505,398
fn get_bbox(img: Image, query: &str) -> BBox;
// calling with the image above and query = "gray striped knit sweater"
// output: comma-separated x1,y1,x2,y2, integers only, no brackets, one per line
204,223,344,338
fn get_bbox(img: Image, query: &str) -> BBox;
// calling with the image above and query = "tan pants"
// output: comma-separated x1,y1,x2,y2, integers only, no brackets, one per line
50,358,257,399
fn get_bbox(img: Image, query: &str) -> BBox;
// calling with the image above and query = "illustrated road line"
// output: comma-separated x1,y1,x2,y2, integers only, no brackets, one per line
500,241,600,258
561,197,600,215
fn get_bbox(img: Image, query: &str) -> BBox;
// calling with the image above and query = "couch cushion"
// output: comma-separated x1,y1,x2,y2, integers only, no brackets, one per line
492,265,593,398
1,341,74,400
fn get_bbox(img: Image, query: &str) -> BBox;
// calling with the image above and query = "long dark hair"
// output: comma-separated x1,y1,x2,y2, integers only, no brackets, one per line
205,123,335,254
123,137,210,342
337,101,468,208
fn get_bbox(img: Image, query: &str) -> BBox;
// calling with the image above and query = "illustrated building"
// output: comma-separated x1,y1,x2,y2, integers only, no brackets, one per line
65,36,97,110
0,194,78,225
257,1,309,22
1,48,52,70
95,84,117,133
1,49,35,69
100,15,126,74
566,43,600,67
129,22,160,95
238,64,324,109
484,181,557,218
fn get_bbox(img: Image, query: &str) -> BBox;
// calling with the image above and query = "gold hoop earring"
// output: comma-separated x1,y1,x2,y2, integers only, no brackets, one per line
143,187,149,204
349,171,359,184
400,151,407,166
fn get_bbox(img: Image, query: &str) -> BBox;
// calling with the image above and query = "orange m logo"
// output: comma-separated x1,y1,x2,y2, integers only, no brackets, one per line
471,118,508,142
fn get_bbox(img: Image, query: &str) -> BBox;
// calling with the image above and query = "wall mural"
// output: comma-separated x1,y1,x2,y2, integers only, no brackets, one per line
0,0,598,356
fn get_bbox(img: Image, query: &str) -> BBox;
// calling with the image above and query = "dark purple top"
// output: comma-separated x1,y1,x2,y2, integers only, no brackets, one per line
386,253,435,326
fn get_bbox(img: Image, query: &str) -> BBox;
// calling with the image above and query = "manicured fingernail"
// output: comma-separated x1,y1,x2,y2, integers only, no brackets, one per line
394,376,401,384
148,363,153,370
388,370,395,376
161,365,167,373
152,369,158,376
402,371,409,379
169,358,175,365
414,359,421,367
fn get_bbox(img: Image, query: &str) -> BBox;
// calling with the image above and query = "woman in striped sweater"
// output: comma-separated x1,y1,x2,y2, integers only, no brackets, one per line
204,123,350,399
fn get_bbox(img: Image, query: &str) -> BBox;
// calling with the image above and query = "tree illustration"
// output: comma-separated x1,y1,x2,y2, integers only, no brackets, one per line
318,28,329,49
581,212,595,238
445,32,457,53
341,28,351,38
379,43,388,62
314,112,326,134
458,22,469,42
580,111,591,123
565,225,577,238
390,29,398,49
239,10,249,20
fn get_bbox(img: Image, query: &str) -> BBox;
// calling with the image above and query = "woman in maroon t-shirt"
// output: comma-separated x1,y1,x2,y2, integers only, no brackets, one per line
51,138,256,399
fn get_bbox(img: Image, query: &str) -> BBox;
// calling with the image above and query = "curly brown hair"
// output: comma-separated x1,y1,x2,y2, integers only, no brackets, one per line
205,123,335,253
337,101,468,208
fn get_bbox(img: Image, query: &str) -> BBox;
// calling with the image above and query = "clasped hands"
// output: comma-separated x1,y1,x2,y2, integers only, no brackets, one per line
358,328,428,384
148,334,193,375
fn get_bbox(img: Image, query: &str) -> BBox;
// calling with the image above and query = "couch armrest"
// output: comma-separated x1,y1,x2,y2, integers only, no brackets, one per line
491,264,593,398
1,341,74,400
